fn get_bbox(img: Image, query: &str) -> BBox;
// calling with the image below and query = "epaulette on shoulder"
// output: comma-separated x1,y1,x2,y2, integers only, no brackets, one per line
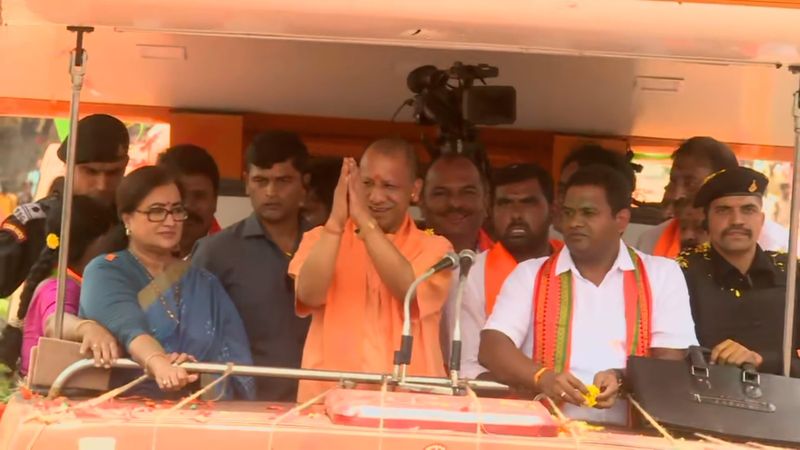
766,250,790,272
12,201,47,225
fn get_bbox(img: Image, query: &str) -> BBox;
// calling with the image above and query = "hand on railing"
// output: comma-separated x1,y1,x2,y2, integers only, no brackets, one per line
147,352,199,391
77,320,120,369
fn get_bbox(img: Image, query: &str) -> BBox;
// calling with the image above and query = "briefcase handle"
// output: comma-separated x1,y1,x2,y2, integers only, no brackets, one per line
688,346,710,379
741,363,763,399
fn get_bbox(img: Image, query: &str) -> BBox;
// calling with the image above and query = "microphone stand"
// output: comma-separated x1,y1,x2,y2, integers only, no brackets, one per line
393,269,436,382
391,254,459,395
449,250,476,392
448,274,468,390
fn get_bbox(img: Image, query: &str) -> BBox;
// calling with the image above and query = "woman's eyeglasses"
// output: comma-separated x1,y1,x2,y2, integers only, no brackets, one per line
136,206,189,222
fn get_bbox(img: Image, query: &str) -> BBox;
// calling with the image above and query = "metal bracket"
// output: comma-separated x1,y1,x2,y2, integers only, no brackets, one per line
66,26,94,69
689,392,775,413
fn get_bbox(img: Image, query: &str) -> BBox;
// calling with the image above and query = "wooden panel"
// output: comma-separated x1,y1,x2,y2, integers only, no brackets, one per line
169,112,244,179
629,136,794,162
0,97,171,123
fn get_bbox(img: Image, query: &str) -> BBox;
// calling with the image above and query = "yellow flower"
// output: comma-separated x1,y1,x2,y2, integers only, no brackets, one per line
583,384,601,407
46,233,60,250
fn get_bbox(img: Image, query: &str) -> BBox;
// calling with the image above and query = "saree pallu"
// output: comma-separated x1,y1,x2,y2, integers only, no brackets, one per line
83,251,255,400
136,260,256,400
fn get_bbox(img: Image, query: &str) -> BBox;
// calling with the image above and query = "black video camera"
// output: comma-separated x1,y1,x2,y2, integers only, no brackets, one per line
405,62,516,164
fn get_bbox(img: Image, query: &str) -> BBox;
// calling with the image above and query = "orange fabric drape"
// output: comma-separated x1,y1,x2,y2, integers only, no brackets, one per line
483,243,519,317
652,219,681,259
477,228,495,253
483,240,564,317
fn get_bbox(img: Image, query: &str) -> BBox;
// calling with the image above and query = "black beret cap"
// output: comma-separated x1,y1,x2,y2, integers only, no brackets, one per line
57,114,130,164
693,166,768,209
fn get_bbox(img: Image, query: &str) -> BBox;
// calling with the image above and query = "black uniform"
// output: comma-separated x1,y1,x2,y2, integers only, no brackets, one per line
679,244,800,375
0,196,59,297
0,113,129,299
681,165,800,376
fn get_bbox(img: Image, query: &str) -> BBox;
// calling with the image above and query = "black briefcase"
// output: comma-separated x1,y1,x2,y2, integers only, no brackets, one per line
627,347,800,446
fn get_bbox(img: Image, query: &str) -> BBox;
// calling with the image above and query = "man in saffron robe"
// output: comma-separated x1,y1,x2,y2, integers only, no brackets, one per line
453,163,561,379
289,139,453,402
636,136,788,258
479,165,697,425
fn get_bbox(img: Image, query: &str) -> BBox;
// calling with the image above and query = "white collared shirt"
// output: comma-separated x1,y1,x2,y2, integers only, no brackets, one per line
484,240,698,424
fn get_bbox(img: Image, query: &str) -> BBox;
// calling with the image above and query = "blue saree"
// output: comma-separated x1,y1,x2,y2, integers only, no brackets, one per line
79,250,256,400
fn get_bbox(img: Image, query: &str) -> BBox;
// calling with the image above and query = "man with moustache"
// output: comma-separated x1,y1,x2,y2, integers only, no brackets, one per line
421,152,493,360
479,165,696,425
454,163,561,379
0,114,130,298
678,167,800,375
192,131,311,401
637,137,789,258
289,139,453,401
420,153,493,253
157,144,221,258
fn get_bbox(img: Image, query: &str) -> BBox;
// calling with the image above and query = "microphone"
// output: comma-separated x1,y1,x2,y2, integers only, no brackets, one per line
458,249,477,279
394,251,459,382
428,252,459,275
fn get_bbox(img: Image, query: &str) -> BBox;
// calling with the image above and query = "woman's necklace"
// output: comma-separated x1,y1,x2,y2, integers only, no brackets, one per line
129,250,182,324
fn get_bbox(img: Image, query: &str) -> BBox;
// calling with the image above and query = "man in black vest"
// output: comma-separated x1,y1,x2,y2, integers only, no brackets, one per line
0,114,129,298
679,166,800,375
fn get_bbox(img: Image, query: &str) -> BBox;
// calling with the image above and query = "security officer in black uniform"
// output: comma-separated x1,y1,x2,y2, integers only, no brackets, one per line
678,166,800,375
0,114,129,299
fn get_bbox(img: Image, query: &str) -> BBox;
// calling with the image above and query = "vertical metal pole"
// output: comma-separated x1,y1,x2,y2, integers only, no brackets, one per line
782,66,800,377
54,26,93,340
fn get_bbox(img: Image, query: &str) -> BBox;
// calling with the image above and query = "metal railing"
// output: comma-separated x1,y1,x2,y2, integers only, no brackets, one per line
47,358,510,399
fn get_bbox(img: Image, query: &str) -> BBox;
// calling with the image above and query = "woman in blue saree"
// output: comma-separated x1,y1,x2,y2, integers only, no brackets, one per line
80,166,255,399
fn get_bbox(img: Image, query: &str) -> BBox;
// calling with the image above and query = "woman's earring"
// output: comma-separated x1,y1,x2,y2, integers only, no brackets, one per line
125,226,131,236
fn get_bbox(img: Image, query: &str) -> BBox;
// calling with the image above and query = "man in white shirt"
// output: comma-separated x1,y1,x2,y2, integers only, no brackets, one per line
456,163,560,379
479,165,697,425
636,136,789,257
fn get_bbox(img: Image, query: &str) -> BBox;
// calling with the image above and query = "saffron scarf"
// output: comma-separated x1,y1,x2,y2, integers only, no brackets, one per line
532,246,652,372
477,228,495,253
483,240,565,316
652,219,681,259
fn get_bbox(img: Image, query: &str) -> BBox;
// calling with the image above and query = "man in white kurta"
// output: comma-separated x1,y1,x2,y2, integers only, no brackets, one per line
479,165,698,425
484,239,697,423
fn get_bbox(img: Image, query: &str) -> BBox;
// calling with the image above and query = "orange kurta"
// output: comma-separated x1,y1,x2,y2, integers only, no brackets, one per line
288,215,453,402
